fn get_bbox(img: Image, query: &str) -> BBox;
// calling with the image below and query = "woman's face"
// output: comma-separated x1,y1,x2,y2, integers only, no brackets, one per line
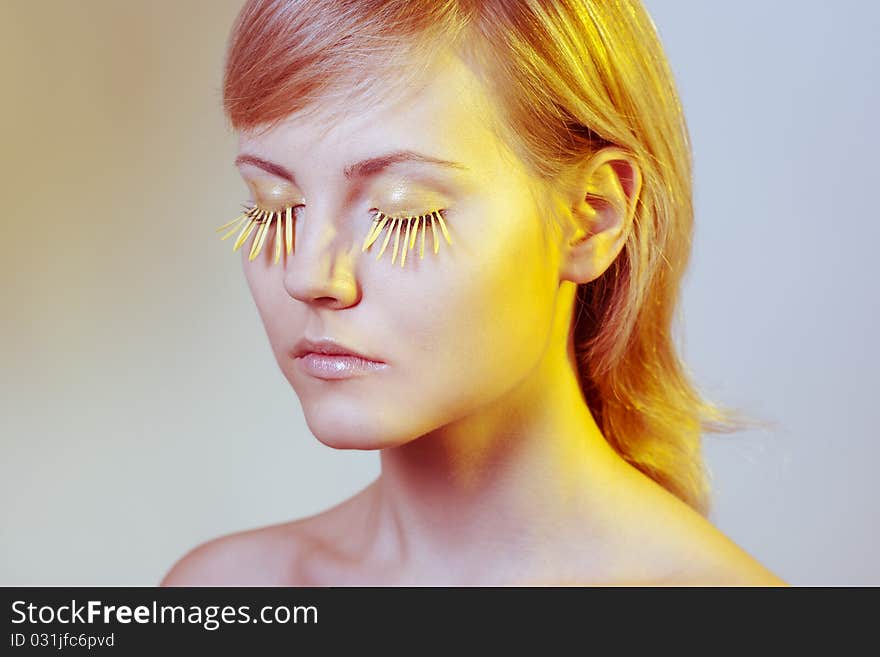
236,54,565,449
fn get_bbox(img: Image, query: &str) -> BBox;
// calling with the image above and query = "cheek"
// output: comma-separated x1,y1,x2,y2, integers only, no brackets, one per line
241,257,296,353
392,210,555,397
242,255,270,314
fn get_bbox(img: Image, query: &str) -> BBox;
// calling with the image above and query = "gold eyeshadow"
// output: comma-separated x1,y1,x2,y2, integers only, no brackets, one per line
216,204,452,267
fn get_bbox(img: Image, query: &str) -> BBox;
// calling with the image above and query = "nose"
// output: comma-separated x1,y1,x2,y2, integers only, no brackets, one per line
282,217,360,309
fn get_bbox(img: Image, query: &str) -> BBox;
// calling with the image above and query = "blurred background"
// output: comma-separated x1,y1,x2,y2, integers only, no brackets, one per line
1,0,877,585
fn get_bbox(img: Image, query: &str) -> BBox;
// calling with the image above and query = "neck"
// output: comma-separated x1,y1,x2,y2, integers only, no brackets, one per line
370,299,633,582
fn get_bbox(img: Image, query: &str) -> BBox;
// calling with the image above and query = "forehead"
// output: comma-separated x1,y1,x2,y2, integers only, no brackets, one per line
237,53,511,177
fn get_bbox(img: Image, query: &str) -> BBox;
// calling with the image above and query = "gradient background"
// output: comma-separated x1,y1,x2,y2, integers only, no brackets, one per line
1,0,877,585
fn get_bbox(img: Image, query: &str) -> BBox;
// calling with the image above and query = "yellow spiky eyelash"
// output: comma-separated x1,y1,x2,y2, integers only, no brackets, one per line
215,204,452,267
361,209,452,267
215,204,297,264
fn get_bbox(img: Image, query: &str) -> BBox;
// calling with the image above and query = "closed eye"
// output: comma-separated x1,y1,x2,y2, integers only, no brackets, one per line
215,203,452,267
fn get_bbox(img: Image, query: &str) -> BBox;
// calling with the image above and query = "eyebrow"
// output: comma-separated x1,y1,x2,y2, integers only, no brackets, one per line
234,150,468,184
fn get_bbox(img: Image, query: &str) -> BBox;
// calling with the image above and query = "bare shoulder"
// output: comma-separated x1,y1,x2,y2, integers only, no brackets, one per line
158,520,308,586
616,487,789,586
159,486,374,587
644,528,789,586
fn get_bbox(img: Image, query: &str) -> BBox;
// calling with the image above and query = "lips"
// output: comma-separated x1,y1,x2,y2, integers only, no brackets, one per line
292,337,387,381
296,352,387,380
291,337,384,364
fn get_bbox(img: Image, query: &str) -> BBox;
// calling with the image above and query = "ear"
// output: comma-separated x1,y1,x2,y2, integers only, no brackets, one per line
558,147,642,284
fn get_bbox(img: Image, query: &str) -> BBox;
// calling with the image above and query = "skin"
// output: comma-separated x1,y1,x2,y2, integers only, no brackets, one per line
162,52,787,586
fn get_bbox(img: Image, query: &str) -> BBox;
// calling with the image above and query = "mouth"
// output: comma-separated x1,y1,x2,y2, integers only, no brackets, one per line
291,337,387,380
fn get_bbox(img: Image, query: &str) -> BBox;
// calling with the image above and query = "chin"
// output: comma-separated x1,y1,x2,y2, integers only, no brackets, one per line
302,404,408,451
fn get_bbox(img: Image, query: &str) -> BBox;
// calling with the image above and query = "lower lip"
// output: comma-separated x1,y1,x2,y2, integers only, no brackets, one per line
295,353,388,379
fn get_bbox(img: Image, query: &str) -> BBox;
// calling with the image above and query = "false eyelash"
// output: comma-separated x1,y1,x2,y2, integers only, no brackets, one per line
215,203,298,264
361,209,452,267
215,204,453,267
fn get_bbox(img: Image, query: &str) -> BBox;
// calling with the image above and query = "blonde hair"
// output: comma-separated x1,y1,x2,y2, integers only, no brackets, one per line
223,0,772,516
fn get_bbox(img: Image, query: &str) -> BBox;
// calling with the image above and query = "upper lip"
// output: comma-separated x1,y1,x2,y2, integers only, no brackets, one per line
292,337,383,363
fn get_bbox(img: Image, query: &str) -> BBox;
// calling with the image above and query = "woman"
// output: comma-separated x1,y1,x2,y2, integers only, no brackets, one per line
162,0,786,586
